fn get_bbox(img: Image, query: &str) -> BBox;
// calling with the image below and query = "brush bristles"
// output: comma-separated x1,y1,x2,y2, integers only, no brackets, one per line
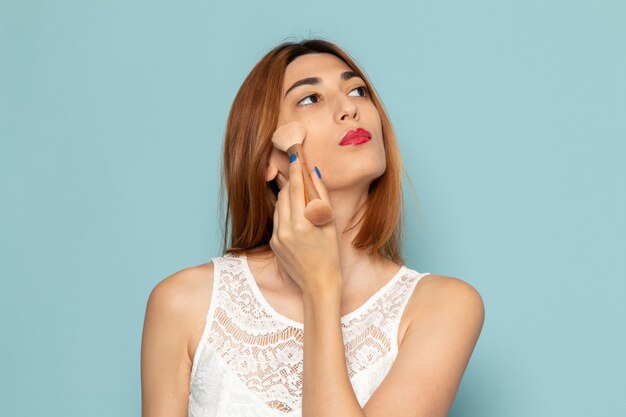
271,122,306,152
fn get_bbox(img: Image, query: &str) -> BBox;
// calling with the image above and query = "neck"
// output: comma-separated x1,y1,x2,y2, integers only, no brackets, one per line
326,186,381,282
244,189,393,292
251,185,392,290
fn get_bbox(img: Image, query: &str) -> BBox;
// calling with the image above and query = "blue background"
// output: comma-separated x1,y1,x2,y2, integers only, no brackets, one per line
1,1,625,416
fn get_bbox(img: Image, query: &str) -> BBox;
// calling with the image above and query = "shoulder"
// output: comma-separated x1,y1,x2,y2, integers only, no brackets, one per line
364,273,484,416
144,261,215,353
406,273,485,331
140,262,215,414
147,261,215,316
415,273,483,307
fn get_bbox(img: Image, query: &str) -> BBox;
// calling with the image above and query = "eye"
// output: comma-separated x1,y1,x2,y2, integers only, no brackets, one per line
348,86,369,97
297,94,320,106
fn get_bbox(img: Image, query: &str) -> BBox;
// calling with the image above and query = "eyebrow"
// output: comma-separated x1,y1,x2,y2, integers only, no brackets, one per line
284,70,360,98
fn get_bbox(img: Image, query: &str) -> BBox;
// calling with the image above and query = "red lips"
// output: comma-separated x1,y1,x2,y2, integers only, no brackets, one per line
339,128,372,146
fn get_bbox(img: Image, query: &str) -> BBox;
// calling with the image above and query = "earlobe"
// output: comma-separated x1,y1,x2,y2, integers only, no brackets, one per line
265,147,289,187
265,146,281,182
265,163,278,182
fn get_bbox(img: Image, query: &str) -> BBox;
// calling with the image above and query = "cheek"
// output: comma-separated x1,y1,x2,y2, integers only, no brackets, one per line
302,119,320,138
301,121,330,153
302,142,330,171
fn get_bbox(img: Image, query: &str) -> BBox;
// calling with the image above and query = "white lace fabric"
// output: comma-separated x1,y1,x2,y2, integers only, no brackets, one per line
188,253,429,417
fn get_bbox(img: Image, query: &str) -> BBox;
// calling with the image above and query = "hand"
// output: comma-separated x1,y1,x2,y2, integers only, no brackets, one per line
269,152,342,297
272,121,333,226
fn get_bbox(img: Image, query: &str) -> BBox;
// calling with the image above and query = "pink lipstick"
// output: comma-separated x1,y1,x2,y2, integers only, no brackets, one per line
339,128,372,146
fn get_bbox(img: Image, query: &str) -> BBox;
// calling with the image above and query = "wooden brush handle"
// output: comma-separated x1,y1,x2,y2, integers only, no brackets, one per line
287,144,334,226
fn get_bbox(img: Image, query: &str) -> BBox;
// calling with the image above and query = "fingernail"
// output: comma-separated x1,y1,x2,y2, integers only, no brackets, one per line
314,166,322,179
290,153,297,164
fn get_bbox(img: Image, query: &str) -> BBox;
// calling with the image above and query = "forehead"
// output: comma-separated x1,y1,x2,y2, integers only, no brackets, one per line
282,53,353,88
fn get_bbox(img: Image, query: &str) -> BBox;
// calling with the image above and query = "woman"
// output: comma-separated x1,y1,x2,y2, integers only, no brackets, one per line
141,39,484,417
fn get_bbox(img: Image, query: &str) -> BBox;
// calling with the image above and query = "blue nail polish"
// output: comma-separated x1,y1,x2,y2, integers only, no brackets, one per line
314,166,322,179
290,153,297,164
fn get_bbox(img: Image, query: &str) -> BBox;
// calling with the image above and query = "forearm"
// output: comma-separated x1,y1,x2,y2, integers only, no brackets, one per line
301,283,366,417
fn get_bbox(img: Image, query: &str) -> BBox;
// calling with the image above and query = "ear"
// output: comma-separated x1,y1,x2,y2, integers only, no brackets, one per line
265,147,280,181
265,147,289,185
265,161,279,182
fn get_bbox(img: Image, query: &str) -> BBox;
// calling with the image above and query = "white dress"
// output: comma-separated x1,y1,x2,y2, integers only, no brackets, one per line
188,253,430,417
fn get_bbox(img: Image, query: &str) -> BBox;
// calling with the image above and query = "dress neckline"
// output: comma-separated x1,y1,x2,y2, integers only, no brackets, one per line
237,254,407,330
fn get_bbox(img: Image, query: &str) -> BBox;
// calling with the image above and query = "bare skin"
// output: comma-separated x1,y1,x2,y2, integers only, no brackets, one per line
141,53,484,417
265,53,389,291
141,256,481,417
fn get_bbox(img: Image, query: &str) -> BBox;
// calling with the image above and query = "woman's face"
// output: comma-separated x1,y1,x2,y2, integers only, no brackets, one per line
273,53,386,192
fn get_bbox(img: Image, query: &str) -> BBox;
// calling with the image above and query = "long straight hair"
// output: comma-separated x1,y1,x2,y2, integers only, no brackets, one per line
220,39,407,265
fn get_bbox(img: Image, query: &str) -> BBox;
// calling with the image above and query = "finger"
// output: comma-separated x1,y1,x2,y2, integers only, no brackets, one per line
288,153,305,220
277,182,290,234
272,192,279,238
276,172,288,190
310,166,331,205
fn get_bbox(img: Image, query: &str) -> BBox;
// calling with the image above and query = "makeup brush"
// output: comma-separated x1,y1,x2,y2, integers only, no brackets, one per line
271,122,333,226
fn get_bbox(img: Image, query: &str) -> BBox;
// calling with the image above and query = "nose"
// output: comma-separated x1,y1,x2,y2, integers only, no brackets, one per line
334,94,359,123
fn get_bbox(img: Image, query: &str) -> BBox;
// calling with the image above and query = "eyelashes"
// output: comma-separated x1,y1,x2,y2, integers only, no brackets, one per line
298,94,319,106
297,85,369,107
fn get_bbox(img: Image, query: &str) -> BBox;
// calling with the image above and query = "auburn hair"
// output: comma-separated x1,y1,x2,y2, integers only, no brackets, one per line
219,38,408,265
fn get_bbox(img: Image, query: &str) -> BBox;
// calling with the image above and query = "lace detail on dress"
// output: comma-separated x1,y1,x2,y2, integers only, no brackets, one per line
188,253,429,417
207,255,304,413
342,270,424,378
